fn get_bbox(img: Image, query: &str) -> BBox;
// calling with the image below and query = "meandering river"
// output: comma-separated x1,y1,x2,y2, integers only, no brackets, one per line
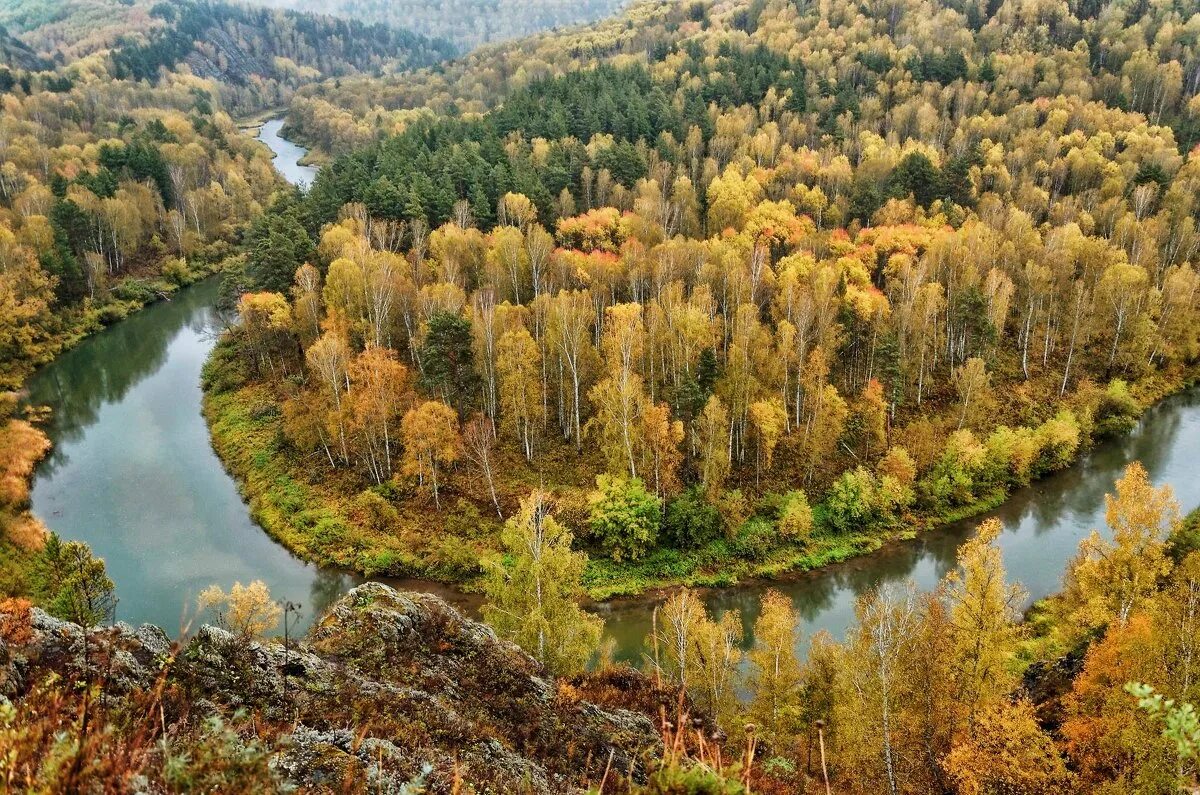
25,120,1200,662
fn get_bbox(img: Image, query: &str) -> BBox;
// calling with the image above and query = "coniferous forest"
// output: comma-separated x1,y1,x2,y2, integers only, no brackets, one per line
3,0,1200,791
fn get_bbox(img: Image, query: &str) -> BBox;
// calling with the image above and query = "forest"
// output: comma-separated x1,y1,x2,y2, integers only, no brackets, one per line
2,0,1200,790
248,0,631,53
207,20,1200,594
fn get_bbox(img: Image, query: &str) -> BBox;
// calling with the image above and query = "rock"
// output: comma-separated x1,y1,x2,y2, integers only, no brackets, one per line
2,584,669,793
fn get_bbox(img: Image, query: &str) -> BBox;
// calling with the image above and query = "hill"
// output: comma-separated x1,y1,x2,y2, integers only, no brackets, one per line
247,0,631,54
0,0,453,107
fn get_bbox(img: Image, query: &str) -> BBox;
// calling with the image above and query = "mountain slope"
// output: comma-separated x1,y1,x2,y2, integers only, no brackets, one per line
247,0,631,53
0,0,453,106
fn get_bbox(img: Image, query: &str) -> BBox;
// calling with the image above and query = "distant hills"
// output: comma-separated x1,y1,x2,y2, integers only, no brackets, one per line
244,0,631,53
0,0,453,107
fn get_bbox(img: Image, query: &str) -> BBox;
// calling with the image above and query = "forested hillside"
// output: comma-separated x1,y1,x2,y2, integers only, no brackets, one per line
248,0,630,53
0,0,453,112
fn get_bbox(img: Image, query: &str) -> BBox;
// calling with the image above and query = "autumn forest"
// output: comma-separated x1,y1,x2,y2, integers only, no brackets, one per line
2,0,1200,790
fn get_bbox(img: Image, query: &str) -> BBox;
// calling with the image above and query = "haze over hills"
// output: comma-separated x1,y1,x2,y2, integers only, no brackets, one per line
245,0,632,53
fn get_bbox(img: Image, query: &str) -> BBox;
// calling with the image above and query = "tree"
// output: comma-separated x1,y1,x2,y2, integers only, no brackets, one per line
944,518,1025,728
749,397,787,480
420,311,478,413
401,400,461,509
825,467,878,533
748,589,804,747
1064,461,1178,632
942,699,1073,795
43,536,116,628
197,580,281,641
835,583,921,795
462,413,501,517
483,490,602,675
346,345,410,484
246,209,314,294
646,588,706,690
663,486,722,549
953,357,991,430
587,473,661,561
694,395,730,494
496,325,541,460
778,490,813,542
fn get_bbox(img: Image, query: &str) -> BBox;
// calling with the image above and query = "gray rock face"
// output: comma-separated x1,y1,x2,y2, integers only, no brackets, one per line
1,584,664,793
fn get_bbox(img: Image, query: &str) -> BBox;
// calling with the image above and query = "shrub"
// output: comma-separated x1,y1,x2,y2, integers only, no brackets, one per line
777,490,814,543
732,517,776,560
1036,410,1081,473
1094,379,1142,437
712,488,750,534
588,474,661,562
825,467,878,533
663,487,722,549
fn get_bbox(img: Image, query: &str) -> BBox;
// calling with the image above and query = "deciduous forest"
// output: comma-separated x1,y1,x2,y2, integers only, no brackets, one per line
2,0,1200,790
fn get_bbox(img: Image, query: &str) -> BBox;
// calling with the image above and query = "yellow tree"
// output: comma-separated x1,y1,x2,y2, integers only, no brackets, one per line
1064,461,1178,632
640,400,684,498
346,346,410,484
953,357,992,430
401,400,460,509
749,397,787,482
943,518,1026,730
306,331,352,463
197,580,281,641
496,325,542,461
238,292,292,377
694,395,730,494
482,490,602,675
748,589,804,747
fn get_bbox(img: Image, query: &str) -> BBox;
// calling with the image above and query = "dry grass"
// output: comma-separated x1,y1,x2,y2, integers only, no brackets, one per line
0,419,50,510
0,419,51,555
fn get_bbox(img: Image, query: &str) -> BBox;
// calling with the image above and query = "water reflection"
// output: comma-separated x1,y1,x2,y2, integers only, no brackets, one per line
600,387,1200,663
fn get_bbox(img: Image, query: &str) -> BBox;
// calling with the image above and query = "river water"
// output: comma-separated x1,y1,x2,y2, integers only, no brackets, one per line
25,121,1200,662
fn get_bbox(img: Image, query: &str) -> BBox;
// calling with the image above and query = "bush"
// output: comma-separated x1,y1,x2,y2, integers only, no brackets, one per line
777,490,814,543
825,467,878,533
588,474,661,562
731,517,776,560
712,488,750,534
663,487,722,549
161,256,193,285
1094,379,1142,437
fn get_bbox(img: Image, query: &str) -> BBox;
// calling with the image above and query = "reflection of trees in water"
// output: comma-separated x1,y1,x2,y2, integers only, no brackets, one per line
26,280,221,476
307,568,360,624
601,388,1200,662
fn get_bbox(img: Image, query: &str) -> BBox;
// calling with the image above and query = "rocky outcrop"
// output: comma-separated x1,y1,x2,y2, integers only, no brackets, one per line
0,583,665,793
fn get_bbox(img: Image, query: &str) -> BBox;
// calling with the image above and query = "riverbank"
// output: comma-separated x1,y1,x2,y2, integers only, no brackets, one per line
201,325,1197,600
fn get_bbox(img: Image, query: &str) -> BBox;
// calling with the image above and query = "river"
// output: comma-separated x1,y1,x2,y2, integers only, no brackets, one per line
24,120,1200,662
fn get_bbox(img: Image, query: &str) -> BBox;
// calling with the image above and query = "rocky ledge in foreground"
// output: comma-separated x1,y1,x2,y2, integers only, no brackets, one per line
0,583,677,792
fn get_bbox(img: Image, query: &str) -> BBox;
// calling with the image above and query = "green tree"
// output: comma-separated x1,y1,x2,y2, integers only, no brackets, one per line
246,205,314,294
483,491,602,675
419,311,479,414
663,486,722,549
42,535,116,627
588,473,661,561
